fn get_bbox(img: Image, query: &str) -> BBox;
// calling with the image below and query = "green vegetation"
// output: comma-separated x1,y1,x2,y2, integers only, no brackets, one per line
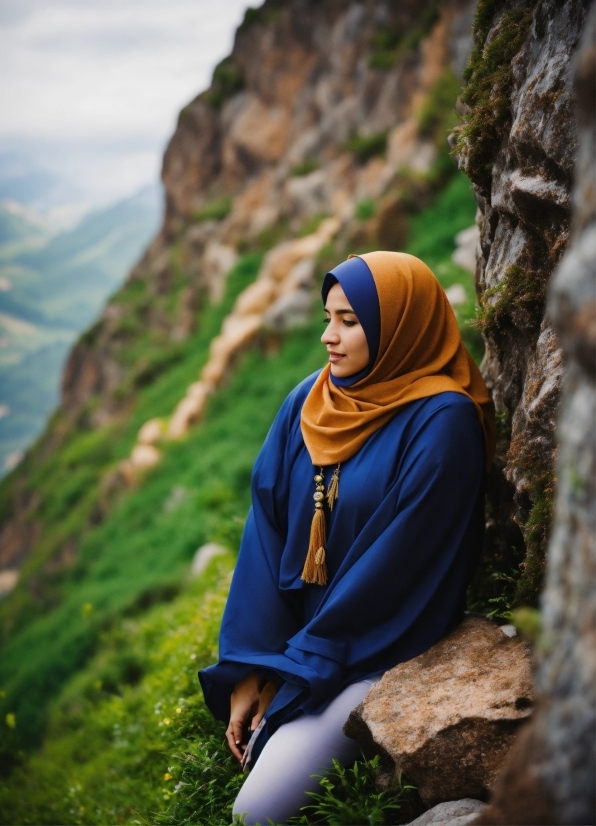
298,213,327,237
194,196,233,223
368,4,440,69
290,757,419,825
355,198,376,221
343,131,388,163
456,0,535,188
205,58,244,109
0,558,242,825
290,159,320,177
473,264,546,338
238,1,286,33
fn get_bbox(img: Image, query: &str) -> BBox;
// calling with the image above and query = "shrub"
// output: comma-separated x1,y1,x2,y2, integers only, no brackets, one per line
290,159,320,177
355,199,376,221
195,197,233,223
206,58,244,109
343,132,388,163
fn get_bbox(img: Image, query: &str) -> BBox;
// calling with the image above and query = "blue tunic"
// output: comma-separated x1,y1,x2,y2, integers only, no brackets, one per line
199,370,485,755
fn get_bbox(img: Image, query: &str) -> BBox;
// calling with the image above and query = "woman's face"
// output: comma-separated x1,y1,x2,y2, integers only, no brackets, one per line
322,282,370,377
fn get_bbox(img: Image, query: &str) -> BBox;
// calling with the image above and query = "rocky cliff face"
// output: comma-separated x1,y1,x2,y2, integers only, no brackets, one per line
61,0,476,425
474,4,595,822
455,0,591,605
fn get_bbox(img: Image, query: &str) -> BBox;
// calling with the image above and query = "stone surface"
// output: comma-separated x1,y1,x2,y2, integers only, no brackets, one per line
474,6,596,824
406,799,487,826
456,0,591,596
344,616,534,807
191,543,228,577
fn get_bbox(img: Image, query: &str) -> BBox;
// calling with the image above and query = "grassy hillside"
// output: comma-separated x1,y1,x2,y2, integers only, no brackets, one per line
0,174,480,824
0,188,160,475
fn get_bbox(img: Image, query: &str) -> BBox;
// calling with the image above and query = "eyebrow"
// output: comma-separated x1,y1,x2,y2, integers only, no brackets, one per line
324,307,357,315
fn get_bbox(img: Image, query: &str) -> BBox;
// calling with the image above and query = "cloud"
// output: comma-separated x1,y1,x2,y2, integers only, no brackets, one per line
0,0,248,202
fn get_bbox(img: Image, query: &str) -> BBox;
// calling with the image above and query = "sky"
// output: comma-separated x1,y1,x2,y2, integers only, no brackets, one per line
0,0,249,211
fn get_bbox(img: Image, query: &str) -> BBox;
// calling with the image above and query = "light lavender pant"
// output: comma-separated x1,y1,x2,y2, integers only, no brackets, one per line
232,676,381,825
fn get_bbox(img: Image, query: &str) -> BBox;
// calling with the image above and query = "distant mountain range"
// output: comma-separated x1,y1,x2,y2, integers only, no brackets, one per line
0,185,161,475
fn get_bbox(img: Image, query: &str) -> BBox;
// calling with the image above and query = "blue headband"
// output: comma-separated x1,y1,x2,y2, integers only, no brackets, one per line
321,256,381,387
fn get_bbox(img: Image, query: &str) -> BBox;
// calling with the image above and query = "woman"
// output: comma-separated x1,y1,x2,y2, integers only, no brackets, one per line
199,251,495,825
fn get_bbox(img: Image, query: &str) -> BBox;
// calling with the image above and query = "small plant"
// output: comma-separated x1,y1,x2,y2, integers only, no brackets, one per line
355,199,377,221
195,197,232,223
298,214,327,237
206,57,244,108
343,132,388,163
289,755,417,825
290,159,319,177
485,570,519,621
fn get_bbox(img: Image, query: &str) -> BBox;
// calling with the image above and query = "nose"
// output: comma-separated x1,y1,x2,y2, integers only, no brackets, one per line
321,323,339,345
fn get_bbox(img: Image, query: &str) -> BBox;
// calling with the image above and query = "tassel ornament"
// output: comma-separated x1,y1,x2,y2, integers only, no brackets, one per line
327,464,340,510
301,465,341,585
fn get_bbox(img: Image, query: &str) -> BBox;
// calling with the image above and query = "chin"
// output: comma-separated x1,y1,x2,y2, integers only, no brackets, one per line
329,364,351,377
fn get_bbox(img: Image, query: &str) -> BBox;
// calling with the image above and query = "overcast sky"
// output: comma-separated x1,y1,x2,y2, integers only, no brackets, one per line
0,0,248,207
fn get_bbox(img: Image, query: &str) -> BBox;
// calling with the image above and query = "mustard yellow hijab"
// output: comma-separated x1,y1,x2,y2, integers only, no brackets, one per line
300,251,495,468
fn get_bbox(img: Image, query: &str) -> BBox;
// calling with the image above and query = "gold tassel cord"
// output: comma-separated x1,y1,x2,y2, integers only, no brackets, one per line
326,464,340,510
301,469,329,585
301,506,327,585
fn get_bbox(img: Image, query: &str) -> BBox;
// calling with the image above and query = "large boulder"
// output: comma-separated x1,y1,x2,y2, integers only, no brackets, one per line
344,616,534,807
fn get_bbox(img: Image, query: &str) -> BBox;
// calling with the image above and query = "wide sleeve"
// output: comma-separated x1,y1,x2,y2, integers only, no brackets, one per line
282,396,486,710
199,375,318,722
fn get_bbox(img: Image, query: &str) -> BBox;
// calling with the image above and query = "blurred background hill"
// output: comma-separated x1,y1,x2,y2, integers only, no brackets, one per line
0,0,586,821
0,183,160,475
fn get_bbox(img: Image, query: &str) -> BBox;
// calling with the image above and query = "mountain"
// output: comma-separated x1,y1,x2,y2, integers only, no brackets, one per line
0,185,161,475
0,0,589,822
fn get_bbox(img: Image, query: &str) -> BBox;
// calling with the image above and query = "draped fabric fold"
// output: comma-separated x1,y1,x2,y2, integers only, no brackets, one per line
301,251,495,468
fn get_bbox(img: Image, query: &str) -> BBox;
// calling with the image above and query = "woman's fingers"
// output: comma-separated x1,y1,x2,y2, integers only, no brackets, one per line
226,719,245,762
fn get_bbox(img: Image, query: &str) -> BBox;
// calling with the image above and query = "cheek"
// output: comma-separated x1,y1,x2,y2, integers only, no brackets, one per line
348,327,369,365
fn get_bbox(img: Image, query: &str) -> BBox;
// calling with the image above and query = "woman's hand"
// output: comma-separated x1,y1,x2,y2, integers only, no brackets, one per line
226,671,277,762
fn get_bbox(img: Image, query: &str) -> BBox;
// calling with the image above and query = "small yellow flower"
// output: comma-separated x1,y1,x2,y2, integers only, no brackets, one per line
163,718,171,725
5,713,16,729
176,707,182,714
163,772,173,781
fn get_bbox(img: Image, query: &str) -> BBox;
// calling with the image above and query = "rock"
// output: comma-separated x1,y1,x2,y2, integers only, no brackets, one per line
137,418,165,445
455,0,590,599
129,444,161,470
451,225,479,275
0,569,19,598
191,543,228,577
202,242,238,303
167,381,214,440
445,284,468,308
262,289,313,332
474,7,596,824
344,616,534,807
406,799,487,826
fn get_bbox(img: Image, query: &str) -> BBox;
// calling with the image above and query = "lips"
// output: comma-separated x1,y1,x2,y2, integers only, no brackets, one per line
328,351,345,363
